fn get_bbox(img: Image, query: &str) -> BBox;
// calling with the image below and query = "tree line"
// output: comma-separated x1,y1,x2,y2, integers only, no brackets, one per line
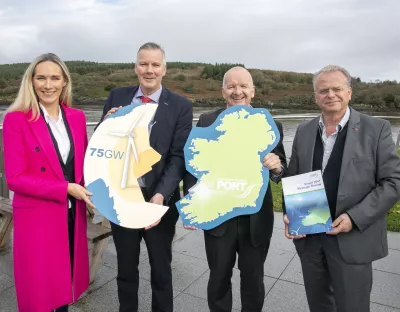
0,61,399,110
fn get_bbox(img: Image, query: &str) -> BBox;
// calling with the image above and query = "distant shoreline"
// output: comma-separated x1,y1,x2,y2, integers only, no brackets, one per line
0,100,399,113
2,62,399,111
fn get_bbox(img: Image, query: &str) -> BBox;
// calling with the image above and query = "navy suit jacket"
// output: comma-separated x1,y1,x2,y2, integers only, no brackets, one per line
98,86,193,205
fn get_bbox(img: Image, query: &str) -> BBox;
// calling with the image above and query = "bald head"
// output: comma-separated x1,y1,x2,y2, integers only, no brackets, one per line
222,66,254,88
222,66,255,107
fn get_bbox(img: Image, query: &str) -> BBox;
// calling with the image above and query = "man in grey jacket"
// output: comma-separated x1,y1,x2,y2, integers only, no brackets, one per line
284,64,400,312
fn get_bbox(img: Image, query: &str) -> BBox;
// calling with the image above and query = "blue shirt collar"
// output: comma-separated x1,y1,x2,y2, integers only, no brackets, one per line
134,85,163,104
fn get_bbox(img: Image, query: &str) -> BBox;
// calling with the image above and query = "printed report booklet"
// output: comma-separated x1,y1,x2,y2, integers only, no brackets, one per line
282,170,333,235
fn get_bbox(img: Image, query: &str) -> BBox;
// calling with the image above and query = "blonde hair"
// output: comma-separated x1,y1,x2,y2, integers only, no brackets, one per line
6,53,72,120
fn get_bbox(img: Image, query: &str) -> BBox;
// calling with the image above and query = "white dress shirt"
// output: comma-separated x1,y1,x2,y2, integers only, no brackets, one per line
40,104,71,164
131,86,161,188
318,107,350,173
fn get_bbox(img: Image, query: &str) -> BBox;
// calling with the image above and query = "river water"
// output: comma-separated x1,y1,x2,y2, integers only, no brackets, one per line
1,105,399,158
81,105,400,158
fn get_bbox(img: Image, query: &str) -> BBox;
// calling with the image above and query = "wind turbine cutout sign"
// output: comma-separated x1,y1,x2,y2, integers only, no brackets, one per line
84,103,168,229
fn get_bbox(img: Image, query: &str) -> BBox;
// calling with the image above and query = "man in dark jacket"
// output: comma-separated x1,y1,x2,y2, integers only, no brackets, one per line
98,42,192,312
184,66,286,312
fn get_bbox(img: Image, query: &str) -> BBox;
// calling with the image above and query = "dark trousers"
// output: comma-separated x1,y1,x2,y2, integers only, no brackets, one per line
111,189,178,312
53,207,75,312
204,216,270,312
295,234,373,312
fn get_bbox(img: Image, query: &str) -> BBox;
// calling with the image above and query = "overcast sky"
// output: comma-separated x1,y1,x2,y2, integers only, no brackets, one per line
0,0,399,81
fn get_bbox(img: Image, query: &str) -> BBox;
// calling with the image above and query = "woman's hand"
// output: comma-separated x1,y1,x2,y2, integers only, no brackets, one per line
67,183,95,209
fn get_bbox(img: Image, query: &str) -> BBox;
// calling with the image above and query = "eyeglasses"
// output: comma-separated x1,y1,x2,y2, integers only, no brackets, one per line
316,87,349,95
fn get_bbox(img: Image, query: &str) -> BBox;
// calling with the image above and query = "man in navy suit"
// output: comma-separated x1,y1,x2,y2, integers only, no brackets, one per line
98,42,193,312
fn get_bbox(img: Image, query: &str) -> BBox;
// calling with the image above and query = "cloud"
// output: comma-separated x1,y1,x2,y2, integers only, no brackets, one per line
0,0,399,81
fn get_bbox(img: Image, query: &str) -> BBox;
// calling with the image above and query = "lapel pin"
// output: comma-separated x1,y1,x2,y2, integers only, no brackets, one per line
164,102,169,106
353,128,358,131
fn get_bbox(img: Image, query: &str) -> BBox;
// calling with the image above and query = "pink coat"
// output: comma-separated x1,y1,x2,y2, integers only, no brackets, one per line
2,106,90,312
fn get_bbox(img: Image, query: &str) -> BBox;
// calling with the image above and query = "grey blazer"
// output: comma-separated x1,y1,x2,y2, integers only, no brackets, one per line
285,107,400,264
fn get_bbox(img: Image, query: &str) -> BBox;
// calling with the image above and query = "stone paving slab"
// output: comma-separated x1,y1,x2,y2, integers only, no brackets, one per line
263,280,309,312
373,249,400,275
0,273,13,294
0,286,17,312
279,254,304,285
264,247,296,279
371,270,400,309
72,278,152,312
0,252,13,278
82,265,117,298
173,293,211,312
172,229,207,260
388,232,400,251
270,228,296,252
138,251,209,296
173,292,241,312
183,267,277,311
370,303,400,312
173,224,192,242
2,211,400,312
103,238,149,270
273,212,285,230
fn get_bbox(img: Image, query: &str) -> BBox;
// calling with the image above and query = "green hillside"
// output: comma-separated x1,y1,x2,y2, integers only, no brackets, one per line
0,61,399,110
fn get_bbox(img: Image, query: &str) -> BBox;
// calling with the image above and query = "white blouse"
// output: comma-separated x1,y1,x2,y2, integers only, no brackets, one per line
39,104,71,164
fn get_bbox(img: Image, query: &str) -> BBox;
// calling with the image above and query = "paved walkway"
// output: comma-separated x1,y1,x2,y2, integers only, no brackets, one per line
1,212,400,312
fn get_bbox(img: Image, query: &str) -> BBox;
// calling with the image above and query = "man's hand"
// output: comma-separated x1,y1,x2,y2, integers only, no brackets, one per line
263,153,282,174
145,193,165,230
283,214,306,240
104,106,122,119
149,193,164,205
327,213,353,235
145,218,161,230
184,225,197,230
67,183,95,209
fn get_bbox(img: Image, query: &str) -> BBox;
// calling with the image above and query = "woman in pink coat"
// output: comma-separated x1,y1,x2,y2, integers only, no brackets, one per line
2,53,95,312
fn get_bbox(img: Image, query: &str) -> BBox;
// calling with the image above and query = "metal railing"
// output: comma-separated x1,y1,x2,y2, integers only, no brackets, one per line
397,130,400,150
0,117,399,199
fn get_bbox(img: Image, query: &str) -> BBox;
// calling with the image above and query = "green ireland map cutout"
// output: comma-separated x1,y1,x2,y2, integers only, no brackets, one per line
176,105,280,230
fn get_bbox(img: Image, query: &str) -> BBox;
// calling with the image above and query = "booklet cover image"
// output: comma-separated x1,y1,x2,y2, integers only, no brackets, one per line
282,171,333,235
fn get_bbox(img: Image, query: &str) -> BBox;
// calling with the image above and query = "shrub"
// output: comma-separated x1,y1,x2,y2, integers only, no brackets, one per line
181,83,196,94
104,83,117,91
0,79,6,89
206,79,218,91
261,85,272,95
173,74,186,82
252,71,266,88
0,86,18,95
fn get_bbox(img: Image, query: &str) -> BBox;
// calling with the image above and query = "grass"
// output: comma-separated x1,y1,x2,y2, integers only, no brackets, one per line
271,182,284,213
271,182,400,232
272,148,400,232
387,202,400,232
387,149,400,231
180,149,400,232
